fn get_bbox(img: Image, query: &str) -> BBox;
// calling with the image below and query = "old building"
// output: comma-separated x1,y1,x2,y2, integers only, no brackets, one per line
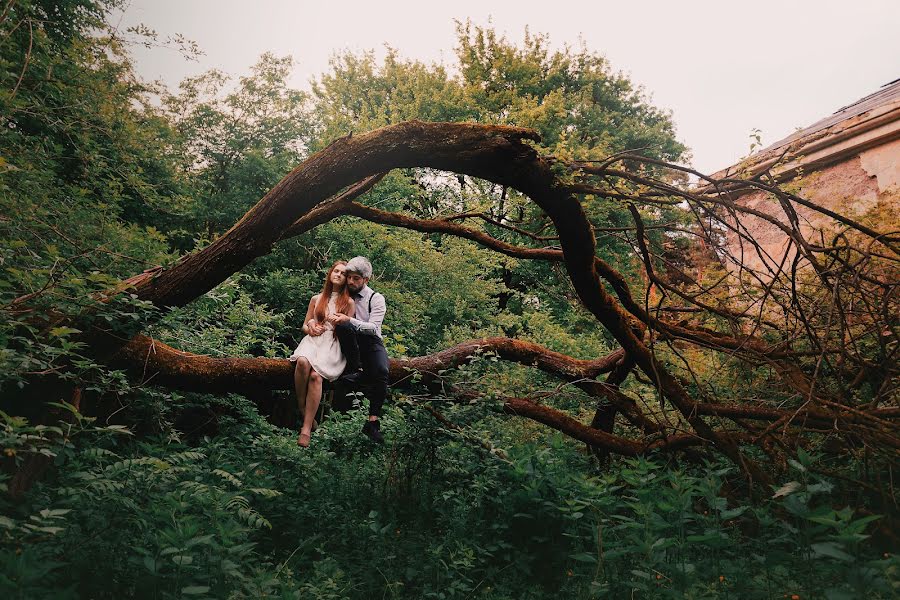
711,78,899,274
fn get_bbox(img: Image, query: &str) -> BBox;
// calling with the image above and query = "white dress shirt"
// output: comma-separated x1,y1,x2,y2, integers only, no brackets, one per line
349,285,385,339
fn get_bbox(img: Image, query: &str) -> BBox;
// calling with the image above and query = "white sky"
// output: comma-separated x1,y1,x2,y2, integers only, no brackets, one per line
116,0,900,174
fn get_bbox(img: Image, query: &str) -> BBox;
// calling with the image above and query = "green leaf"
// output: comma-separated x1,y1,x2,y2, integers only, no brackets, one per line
49,327,81,337
102,424,133,435
720,506,749,520
143,556,158,573
186,535,216,548
181,586,210,595
806,481,834,494
569,552,597,563
630,569,652,580
787,458,806,472
810,542,853,561
773,481,802,498
846,514,881,534
36,526,65,534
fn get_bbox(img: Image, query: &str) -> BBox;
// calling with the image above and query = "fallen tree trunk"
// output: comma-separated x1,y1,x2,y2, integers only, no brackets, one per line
112,334,722,457
115,334,624,395
112,335,900,455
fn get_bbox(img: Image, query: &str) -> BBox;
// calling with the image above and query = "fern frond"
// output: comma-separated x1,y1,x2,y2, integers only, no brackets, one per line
212,468,243,488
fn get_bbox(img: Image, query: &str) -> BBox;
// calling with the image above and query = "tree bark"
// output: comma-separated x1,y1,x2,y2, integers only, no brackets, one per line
115,334,623,395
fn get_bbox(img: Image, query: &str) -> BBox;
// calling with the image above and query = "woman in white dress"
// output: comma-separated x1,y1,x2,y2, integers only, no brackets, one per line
290,261,355,447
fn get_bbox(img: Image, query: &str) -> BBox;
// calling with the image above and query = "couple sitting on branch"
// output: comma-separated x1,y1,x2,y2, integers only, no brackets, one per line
289,256,388,448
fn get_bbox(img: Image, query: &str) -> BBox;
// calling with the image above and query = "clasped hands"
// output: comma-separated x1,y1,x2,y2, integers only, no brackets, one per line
306,313,351,336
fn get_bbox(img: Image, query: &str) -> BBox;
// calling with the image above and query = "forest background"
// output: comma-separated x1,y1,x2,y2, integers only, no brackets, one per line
0,1,897,598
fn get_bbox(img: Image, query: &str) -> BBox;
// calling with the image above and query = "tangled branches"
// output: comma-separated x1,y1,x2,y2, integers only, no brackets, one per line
19,121,900,493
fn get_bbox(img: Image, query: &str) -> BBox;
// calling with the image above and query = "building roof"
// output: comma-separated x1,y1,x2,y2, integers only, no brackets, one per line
710,78,900,183
762,78,900,153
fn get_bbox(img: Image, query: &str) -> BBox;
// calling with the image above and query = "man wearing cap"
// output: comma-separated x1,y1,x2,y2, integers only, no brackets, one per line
327,256,388,443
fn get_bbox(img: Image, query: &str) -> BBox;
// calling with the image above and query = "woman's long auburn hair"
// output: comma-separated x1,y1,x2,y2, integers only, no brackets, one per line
314,260,353,322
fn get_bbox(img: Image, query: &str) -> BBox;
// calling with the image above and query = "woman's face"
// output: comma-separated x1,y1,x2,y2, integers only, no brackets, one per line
330,264,347,286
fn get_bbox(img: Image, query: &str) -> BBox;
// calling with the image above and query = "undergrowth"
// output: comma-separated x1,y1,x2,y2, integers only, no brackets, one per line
1,394,896,599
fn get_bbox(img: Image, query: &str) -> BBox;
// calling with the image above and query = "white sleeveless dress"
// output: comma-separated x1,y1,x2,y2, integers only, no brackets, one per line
289,293,346,381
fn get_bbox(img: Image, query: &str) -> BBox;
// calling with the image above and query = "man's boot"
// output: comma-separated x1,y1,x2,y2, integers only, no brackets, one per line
362,419,384,444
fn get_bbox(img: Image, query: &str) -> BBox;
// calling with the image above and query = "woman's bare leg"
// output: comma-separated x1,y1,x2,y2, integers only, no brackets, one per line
294,359,311,434
299,370,323,445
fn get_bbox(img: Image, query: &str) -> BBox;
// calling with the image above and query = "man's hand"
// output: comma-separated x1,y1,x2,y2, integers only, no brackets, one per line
327,313,351,325
306,320,326,337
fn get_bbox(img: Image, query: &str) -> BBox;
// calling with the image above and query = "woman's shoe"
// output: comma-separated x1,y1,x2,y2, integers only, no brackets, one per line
297,431,311,448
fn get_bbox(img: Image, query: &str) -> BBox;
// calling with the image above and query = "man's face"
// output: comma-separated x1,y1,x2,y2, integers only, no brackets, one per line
346,272,368,295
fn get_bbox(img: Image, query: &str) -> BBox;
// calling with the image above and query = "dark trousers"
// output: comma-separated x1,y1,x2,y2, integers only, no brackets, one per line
335,323,389,417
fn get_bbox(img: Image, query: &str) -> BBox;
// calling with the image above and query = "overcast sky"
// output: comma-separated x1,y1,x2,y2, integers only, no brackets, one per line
116,0,900,174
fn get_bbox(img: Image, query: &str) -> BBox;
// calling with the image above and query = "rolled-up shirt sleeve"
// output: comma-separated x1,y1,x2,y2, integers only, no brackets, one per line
350,292,385,338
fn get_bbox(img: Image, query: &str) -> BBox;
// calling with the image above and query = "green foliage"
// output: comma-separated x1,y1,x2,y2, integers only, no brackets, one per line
1,424,291,597
1,0,187,247
150,276,290,359
161,53,310,243
454,22,686,161
0,0,180,423
311,47,471,144
2,401,895,598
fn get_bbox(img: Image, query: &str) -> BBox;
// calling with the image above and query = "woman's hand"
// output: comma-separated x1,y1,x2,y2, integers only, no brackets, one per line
327,313,350,325
306,320,326,337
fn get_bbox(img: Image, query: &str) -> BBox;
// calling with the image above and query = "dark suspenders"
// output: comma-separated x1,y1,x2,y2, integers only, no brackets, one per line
367,292,381,316
356,292,381,345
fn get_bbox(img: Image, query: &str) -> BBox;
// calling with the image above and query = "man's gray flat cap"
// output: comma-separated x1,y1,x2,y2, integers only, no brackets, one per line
345,256,373,279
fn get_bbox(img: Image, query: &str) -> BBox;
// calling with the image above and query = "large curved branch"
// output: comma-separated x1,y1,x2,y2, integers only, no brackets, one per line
391,338,625,382
128,122,543,311
280,173,387,239
113,121,798,377
501,397,706,454
511,154,774,484
117,120,769,480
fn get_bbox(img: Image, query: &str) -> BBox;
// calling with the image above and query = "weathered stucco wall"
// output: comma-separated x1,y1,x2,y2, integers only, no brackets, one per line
860,136,900,192
727,139,899,275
